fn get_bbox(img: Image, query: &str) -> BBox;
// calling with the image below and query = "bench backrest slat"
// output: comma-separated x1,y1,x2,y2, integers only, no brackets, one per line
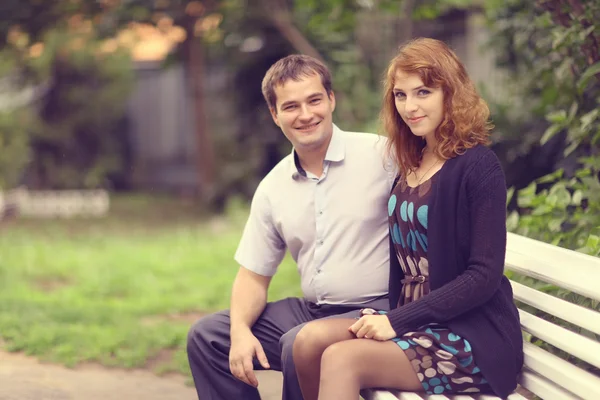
506,233,600,302
511,281,600,336
519,309,600,369
523,341,600,399
519,370,582,400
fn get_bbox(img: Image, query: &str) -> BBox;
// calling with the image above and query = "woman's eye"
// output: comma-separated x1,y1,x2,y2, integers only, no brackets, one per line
394,92,406,99
418,89,430,96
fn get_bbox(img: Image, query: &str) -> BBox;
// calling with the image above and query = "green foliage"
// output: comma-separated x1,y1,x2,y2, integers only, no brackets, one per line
293,1,382,131
494,0,600,256
23,28,134,189
0,0,104,46
411,0,481,19
489,0,600,377
507,159,600,256
0,109,32,189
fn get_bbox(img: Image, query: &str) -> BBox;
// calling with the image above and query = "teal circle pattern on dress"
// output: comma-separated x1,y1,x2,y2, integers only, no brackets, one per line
464,340,471,352
429,378,441,386
425,327,441,340
388,195,397,217
400,200,408,221
459,355,474,367
397,340,410,350
393,223,403,247
417,205,428,228
440,343,458,355
420,233,428,251
407,231,417,251
415,231,428,252
408,202,414,223
448,333,461,342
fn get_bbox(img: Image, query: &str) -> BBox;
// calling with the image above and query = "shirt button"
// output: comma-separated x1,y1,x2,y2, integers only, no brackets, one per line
318,210,323,215
318,240,324,245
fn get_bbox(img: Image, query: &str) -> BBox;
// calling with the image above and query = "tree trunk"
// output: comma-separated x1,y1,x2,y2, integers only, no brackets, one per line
184,20,215,200
259,0,324,61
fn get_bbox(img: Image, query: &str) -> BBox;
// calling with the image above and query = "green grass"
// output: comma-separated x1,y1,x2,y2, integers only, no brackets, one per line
0,194,301,375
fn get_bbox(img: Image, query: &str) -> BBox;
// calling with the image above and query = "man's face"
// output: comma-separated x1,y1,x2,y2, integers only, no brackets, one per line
270,74,336,154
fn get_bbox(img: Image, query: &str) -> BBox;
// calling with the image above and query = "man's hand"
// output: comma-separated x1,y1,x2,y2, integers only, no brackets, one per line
229,329,270,387
349,315,397,341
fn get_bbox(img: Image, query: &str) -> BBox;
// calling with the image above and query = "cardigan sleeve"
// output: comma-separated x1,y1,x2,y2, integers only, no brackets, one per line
386,153,508,336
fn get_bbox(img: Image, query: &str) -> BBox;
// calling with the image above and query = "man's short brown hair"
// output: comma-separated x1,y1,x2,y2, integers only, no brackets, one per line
261,54,333,112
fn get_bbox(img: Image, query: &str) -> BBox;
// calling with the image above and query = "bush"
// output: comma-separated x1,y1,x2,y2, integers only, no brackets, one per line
25,28,134,189
0,109,32,190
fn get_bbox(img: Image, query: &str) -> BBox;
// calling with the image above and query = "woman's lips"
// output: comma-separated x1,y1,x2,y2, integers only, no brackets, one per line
407,116,425,124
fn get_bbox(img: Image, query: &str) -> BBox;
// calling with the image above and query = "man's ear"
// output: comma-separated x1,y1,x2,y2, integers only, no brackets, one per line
329,91,336,113
270,107,280,127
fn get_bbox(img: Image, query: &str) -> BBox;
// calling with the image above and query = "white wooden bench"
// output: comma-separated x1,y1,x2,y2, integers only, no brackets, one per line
362,232,600,400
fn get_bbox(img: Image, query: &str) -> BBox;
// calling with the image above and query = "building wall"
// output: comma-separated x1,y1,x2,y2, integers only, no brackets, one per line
126,62,198,191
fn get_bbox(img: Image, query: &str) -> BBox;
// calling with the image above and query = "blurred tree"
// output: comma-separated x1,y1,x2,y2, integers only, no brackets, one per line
25,27,134,189
489,0,600,256
105,0,221,197
0,0,222,192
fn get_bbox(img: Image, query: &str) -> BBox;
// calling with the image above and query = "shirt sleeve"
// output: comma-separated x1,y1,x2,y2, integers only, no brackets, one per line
374,134,398,192
234,181,286,276
386,152,507,335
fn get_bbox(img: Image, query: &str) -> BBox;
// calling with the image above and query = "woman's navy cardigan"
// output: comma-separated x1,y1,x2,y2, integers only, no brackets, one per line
386,145,524,399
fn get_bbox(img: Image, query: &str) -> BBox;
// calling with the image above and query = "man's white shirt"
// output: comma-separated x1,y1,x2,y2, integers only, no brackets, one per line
235,125,396,305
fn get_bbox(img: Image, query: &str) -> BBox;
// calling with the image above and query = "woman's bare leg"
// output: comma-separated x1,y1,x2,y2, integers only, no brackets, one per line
318,337,422,399
293,318,356,400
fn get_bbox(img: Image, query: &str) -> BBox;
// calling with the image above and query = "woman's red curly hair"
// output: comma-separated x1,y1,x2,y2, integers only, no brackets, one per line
381,38,493,178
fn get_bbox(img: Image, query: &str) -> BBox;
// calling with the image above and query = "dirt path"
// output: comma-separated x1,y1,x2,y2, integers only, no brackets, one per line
0,350,282,400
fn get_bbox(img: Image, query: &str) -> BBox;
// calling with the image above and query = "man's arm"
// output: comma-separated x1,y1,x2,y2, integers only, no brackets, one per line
230,266,272,335
228,266,273,387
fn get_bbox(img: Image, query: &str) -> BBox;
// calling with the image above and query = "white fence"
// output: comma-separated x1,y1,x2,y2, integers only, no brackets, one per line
0,188,109,219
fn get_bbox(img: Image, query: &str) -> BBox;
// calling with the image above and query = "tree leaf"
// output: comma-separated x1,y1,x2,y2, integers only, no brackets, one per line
577,62,600,92
546,110,567,124
506,210,519,232
580,109,600,133
563,139,580,157
532,204,553,215
586,234,600,250
572,190,583,206
517,182,537,207
567,101,578,123
537,169,563,184
541,123,562,145
549,185,571,207
548,218,564,232
507,186,515,206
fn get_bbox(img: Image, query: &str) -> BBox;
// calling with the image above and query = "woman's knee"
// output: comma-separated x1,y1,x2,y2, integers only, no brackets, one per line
293,320,333,358
321,341,355,368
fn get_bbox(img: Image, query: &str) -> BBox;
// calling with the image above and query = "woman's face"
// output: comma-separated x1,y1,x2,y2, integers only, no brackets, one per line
392,71,444,141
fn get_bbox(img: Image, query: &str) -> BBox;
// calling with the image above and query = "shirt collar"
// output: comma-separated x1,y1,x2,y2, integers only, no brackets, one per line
290,124,346,179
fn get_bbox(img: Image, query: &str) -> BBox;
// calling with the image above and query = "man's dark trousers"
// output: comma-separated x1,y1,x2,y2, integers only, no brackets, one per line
187,296,389,400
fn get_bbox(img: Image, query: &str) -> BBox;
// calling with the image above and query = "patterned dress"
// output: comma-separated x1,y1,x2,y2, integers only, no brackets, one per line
362,172,492,395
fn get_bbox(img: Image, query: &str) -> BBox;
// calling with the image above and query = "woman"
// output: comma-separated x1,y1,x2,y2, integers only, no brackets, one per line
292,38,523,399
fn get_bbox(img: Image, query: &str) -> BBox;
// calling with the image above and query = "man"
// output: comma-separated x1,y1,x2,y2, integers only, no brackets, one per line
187,54,395,400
